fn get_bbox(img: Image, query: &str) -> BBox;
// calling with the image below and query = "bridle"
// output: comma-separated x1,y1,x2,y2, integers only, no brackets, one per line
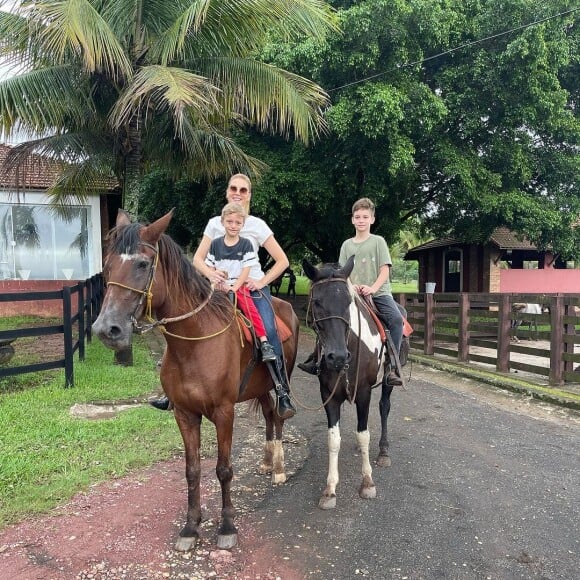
306,277,364,404
105,241,223,339
306,277,352,339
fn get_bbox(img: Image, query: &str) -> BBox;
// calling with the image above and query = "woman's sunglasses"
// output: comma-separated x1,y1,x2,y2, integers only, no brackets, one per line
228,185,249,194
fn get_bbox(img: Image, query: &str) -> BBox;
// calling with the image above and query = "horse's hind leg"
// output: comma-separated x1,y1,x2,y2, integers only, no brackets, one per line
377,380,394,467
213,407,238,549
173,410,203,552
258,394,286,484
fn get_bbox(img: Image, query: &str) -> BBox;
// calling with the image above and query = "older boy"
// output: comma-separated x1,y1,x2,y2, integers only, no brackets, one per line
299,197,404,386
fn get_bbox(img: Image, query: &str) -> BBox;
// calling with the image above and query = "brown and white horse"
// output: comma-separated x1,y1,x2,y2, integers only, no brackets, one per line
93,210,299,551
303,258,396,510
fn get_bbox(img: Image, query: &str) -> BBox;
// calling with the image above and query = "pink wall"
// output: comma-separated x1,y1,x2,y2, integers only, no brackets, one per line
500,269,580,293
0,280,78,317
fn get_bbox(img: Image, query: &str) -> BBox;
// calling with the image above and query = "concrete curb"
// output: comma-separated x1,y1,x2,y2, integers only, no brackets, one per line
409,354,580,411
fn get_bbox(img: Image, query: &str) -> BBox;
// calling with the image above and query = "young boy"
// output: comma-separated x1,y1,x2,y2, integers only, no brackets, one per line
205,202,277,362
299,197,404,385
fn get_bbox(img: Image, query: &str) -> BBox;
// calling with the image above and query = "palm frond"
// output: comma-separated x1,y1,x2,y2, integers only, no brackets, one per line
109,65,222,139
0,66,92,136
198,57,329,143
153,0,338,63
30,0,132,78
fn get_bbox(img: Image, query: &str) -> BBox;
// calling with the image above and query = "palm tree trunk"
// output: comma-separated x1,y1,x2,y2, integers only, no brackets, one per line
122,112,143,217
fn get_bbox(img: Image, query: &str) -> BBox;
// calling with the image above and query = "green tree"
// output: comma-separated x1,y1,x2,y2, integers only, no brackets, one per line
251,0,580,261
0,0,337,216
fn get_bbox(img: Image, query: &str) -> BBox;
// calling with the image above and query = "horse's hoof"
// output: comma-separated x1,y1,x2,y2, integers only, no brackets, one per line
272,472,287,484
175,535,198,552
376,454,391,468
318,495,337,510
217,533,238,549
359,484,377,499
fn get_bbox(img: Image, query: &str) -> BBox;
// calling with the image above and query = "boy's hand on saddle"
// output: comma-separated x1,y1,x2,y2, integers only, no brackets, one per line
356,284,374,296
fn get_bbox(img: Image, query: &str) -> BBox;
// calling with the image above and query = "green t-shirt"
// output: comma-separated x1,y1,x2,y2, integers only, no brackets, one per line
339,234,392,297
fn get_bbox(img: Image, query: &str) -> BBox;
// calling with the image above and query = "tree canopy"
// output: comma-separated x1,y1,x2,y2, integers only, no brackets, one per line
0,0,337,215
242,0,579,262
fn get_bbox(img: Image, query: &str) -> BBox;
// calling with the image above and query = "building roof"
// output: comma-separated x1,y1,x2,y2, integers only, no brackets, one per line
0,143,119,192
0,143,61,189
404,227,537,259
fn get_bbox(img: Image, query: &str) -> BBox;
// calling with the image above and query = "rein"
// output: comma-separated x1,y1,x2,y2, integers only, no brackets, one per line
106,241,242,345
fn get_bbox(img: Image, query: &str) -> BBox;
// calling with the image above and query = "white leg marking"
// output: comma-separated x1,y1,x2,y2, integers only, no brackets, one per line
356,430,372,478
356,429,376,499
326,423,341,495
271,439,286,484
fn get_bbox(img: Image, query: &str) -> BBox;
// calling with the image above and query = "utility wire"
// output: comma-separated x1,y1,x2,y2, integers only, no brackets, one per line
328,7,579,93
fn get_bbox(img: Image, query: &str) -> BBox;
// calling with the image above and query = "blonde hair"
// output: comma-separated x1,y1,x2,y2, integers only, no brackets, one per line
221,202,247,220
352,197,376,215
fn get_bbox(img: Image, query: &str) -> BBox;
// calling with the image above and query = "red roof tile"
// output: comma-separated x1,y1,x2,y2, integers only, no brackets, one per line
0,143,61,189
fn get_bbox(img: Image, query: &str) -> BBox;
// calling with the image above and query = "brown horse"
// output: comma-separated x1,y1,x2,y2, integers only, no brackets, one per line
92,210,299,551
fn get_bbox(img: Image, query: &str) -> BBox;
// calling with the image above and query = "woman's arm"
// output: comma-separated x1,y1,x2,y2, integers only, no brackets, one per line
246,235,289,291
231,267,250,293
192,235,226,285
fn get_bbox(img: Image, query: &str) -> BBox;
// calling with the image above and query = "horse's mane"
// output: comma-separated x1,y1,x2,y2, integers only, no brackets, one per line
105,223,232,320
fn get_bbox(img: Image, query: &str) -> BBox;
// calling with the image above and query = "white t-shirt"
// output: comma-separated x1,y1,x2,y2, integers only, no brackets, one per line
204,215,273,279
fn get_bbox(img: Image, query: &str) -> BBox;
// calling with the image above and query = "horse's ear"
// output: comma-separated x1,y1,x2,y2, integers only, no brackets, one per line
116,209,132,227
141,209,174,244
302,258,319,282
337,255,355,279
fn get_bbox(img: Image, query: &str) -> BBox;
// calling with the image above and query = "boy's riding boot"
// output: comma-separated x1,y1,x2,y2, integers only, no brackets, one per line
149,395,171,411
275,381,296,420
297,350,319,375
265,361,296,419
386,371,403,386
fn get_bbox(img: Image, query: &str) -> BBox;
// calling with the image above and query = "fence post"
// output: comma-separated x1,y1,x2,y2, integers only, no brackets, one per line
496,294,511,373
563,301,578,379
549,295,564,385
78,280,86,361
458,293,470,362
63,286,74,388
424,293,434,355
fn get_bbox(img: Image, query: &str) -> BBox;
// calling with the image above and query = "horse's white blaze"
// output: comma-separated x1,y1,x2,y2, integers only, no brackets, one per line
356,429,372,478
326,424,341,494
119,253,140,262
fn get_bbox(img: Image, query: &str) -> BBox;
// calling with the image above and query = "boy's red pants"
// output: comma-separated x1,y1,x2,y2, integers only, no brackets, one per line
236,287,267,338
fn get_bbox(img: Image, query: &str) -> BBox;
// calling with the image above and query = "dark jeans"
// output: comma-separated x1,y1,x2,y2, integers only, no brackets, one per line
373,294,406,353
251,287,286,378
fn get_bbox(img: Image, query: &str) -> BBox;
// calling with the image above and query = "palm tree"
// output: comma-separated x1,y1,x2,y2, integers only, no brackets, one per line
0,0,336,216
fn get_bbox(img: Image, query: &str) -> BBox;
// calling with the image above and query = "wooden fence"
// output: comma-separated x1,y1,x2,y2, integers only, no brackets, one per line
0,274,104,387
396,292,580,386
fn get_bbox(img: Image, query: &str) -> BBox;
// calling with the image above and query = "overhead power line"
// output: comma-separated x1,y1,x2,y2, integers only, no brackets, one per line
328,7,579,93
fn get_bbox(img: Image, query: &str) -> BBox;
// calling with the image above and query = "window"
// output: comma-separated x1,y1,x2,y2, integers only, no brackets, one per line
0,203,92,280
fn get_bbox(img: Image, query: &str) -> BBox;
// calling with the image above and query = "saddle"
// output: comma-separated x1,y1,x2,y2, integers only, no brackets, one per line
359,295,414,338
237,312,293,346
359,295,413,369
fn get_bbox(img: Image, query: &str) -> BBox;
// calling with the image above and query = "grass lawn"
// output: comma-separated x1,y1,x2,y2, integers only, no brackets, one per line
0,329,215,530
275,275,417,296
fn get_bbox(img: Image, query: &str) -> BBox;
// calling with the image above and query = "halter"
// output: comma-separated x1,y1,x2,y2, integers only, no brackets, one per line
306,277,352,333
105,241,219,338
305,276,365,403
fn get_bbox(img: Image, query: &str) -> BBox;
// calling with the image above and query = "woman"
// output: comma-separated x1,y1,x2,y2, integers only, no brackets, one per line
151,174,296,419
